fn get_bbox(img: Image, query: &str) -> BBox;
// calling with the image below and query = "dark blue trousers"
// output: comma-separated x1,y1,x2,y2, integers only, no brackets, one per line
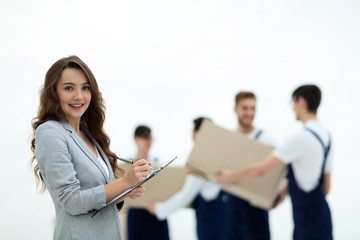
288,165,332,240
219,191,270,240
193,194,224,240
127,208,169,240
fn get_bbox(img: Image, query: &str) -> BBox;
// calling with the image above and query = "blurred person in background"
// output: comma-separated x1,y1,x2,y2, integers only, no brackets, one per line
126,125,170,240
218,91,278,240
147,117,224,240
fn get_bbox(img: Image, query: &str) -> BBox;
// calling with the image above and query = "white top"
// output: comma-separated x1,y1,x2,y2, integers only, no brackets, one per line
129,155,160,164
155,174,221,220
273,120,333,192
247,128,278,147
96,147,109,177
148,155,160,164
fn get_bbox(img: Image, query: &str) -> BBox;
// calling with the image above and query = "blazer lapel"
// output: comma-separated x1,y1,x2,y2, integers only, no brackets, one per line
59,121,110,183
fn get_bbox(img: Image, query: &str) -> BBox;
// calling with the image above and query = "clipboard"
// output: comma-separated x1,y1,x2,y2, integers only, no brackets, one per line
91,156,177,217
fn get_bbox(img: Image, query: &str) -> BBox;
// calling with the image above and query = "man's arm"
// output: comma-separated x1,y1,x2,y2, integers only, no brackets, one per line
216,154,284,185
269,182,288,210
322,173,331,195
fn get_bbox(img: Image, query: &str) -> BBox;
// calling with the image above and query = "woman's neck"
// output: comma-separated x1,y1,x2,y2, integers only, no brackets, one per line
68,119,81,134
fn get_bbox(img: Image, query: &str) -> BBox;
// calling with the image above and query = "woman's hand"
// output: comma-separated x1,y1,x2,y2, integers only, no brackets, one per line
125,159,150,187
126,184,145,199
105,159,150,202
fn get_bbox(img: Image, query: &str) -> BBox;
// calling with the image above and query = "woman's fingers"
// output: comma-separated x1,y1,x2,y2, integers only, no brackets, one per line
126,159,151,185
127,185,145,199
133,159,150,180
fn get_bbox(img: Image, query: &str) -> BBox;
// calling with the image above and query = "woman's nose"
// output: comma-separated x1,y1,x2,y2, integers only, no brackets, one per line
73,89,84,99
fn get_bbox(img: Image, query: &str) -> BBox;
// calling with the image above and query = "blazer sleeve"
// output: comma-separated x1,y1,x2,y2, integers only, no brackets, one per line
35,123,107,215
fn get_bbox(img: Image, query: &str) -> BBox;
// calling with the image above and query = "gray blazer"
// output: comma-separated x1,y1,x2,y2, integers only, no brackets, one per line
35,120,123,240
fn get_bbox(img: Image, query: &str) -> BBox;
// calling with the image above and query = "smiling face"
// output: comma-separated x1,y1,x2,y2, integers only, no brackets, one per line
234,97,256,129
56,68,91,127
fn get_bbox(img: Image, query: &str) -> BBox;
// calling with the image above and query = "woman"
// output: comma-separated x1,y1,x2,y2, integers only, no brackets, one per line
127,125,170,240
30,55,150,240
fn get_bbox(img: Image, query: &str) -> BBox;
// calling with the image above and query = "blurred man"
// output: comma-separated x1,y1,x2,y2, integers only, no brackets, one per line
219,91,277,240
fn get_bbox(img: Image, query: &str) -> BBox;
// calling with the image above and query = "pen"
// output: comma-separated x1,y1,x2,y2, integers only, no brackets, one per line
117,157,134,164
116,157,153,170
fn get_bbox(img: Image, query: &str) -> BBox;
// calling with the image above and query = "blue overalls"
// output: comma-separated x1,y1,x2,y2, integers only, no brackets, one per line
288,127,332,240
219,130,270,240
192,192,224,240
127,208,169,240
127,157,170,240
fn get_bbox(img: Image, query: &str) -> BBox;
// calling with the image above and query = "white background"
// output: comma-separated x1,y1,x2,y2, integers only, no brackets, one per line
0,0,359,239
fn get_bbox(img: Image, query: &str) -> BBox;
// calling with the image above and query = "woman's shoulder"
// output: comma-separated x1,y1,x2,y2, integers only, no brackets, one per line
37,120,61,128
35,120,67,138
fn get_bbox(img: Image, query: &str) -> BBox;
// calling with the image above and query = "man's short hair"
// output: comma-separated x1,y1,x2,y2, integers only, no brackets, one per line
235,91,256,105
292,84,321,113
134,125,151,138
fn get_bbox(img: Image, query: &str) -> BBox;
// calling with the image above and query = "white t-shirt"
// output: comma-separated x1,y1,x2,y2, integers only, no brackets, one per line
155,174,220,220
247,128,278,147
273,120,333,192
127,155,161,164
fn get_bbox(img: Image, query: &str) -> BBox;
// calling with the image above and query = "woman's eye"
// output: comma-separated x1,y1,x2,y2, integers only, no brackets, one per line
83,86,90,91
64,86,73,91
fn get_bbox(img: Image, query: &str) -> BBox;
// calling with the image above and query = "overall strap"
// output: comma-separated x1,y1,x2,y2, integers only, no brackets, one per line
304,127,332,184
254,129,263,140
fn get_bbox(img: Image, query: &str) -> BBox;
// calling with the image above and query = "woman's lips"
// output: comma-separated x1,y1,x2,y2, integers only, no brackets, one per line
69,104,84,109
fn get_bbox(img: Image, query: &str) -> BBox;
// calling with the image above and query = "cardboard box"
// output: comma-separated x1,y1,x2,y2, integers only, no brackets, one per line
119,163,187,208
185,120,286,209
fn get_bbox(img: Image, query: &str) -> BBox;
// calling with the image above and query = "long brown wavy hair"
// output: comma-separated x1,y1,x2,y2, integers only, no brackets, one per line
30,55,123,192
